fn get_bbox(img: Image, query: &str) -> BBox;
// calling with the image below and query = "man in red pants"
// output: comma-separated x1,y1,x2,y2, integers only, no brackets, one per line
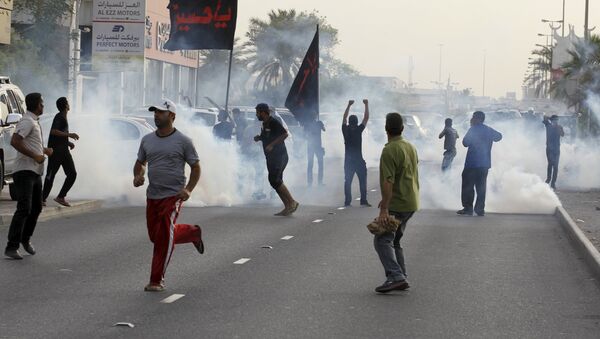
133,99,204,292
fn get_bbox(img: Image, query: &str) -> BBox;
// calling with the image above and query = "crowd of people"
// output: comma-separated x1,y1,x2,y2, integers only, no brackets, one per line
3,92,564,293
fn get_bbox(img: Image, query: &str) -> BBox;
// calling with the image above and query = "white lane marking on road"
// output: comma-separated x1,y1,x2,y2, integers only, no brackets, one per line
312,219,323,223
370,189,378,192
234,258,251,264
160,294,185,304
281,236,294,240
337,207,346,210
355,198,361,201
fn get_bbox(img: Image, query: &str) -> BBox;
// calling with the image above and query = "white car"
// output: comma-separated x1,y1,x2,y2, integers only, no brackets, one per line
0,76,26,193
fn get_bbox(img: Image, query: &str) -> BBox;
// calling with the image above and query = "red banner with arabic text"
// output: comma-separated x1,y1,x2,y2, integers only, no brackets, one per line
164,0,237,50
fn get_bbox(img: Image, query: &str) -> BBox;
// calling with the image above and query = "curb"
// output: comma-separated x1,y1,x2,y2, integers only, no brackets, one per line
0,200,103,228
555,205,600,280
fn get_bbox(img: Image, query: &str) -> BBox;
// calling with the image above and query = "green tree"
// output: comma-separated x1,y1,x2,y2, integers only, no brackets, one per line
552,34,600,136
0,1,73,98
525,47,552,98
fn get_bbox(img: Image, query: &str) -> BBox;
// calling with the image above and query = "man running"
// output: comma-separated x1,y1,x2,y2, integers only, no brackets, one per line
254,103,299,216
438,118,459,171
134,99,204,292
42,97,79,207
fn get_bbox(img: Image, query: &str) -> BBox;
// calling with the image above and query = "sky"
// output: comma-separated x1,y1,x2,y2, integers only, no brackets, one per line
236,0,595,98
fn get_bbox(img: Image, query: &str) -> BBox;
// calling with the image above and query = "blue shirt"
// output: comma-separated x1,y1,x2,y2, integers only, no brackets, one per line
462,124,502,169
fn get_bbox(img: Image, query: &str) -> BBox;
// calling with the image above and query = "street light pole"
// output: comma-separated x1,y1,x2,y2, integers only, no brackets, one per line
438,44,443,85
482,50,486,97
584,0,589,41
562,0,566,37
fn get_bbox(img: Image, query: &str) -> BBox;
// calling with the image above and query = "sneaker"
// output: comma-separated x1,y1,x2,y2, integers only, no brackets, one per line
5,248,23,260
21,242,36,255
475,211,485,217
192,225,204,254
54,197,71,207
456,209,473,216
144,283,165,292
360,201,372,207
375,280,409,293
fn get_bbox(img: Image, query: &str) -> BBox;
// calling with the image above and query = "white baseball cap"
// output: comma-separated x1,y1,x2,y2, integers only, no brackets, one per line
149,99,177,114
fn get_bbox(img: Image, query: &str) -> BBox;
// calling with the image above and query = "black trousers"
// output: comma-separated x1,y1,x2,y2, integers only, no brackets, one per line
344,158,367,205
6,171,43,250
266,152,289,190
546,149,560,188
43,150,77,200
461,168,489,214
307,145,324,185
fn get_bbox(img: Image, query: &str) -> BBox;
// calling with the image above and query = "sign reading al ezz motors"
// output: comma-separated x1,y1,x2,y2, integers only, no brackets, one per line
93,0,145,22
92,0,145,72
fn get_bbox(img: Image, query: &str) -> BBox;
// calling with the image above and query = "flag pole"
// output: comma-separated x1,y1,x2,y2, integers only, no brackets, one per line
225,48,233,110
316,25,320,119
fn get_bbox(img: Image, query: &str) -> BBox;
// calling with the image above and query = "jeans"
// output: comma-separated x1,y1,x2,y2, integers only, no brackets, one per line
344,158,367,205
307,145,324,185
373,211,414,282
6,171,43,250
441,149,456,171
546,149,560,188
43,149,77,200
461,167,489,214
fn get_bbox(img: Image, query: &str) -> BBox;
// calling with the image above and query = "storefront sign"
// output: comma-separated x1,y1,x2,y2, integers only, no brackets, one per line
93,0,145,22
92,22,144,71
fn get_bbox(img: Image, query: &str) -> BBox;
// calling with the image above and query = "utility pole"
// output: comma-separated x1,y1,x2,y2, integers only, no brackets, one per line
68,0,81,113
584,0,590,41
482,50,486,97
562,0,566,37
438,44,443,85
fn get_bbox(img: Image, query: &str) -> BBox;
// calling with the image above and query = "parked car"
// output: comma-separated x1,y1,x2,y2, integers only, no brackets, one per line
0,76,26,193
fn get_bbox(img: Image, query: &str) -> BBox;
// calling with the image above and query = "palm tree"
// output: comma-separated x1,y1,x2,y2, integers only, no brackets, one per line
243,9,340,105
525,47,552,98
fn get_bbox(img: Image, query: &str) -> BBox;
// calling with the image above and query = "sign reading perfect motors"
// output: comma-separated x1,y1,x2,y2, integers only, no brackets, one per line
92,0,145,72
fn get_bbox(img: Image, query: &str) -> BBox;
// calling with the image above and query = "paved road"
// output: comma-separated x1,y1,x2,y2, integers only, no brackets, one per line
1,203,599,338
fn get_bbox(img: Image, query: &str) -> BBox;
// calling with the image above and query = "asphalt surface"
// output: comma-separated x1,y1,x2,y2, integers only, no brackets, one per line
1,201,600,339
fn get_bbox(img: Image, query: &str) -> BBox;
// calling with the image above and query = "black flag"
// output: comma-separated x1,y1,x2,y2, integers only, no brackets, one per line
285,27,319,123
164,0,237,50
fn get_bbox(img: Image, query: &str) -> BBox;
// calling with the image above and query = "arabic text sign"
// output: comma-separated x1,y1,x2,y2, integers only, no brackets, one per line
93,0,145,22
164,0,237,50
92,22,144,71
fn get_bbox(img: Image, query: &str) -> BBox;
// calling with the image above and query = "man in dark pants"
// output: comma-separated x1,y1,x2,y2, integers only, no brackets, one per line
543,115,564,189
5,93,53,259
304,114,325,186
342,99,370,207
438,118,459,171
457,111,502,216
374,113,419,293
254,103,299,216
42,97,79,207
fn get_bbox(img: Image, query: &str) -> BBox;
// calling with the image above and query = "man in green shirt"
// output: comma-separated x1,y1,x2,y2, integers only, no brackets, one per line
374,112,420,293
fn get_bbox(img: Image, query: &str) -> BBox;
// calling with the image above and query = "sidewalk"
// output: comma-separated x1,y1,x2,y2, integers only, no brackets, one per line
557,189,600,252
0,191,102,229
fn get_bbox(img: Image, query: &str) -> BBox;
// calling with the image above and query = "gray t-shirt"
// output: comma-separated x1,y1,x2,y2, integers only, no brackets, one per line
14,111,44,175
137,129,199,199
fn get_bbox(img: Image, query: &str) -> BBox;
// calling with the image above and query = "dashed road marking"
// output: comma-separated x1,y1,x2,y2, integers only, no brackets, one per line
234,258,251,265
160,294,185,304
312,219,323,223
281,236,294,240
337,207,346,210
